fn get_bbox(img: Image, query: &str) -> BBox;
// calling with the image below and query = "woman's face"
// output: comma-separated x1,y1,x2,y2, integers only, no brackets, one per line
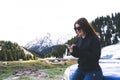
74,24,85,37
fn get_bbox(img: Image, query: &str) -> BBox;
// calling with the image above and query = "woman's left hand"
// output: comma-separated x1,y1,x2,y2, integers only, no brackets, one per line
67,44,76,53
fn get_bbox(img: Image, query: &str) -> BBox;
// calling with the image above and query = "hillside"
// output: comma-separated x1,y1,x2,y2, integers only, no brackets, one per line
0,41,34,61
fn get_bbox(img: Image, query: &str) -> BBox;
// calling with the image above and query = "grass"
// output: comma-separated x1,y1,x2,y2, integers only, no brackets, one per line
0,59,77,80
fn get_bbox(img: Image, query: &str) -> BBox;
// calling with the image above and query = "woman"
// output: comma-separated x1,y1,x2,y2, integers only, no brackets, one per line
67,17,103,80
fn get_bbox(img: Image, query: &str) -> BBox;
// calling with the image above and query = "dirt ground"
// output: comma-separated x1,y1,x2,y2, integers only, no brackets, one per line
3,69,64,80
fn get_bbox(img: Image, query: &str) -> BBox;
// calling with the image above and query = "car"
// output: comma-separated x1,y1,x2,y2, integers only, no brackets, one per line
63,59,120,80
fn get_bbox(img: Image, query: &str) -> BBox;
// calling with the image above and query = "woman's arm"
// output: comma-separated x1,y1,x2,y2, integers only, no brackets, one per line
71,36,101,60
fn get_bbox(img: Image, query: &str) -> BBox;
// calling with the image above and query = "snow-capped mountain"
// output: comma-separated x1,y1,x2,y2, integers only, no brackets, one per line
101,42,120,59
25,33,75,55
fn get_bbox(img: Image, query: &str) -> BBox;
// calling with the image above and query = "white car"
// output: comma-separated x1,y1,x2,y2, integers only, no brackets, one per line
64,59,120,80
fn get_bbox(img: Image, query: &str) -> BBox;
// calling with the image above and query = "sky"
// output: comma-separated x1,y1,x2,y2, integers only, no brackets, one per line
0,0,120,46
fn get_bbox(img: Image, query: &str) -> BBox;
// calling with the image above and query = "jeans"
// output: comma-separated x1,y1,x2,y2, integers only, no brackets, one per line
70,68,103,80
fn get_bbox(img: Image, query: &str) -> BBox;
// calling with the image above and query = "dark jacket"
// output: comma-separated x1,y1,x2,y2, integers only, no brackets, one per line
71,35,101,72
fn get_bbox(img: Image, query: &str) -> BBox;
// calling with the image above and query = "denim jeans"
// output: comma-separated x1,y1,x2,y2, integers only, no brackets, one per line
70,68,103,80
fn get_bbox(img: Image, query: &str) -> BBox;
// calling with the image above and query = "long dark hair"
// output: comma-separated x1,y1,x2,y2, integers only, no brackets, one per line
74,17,97,37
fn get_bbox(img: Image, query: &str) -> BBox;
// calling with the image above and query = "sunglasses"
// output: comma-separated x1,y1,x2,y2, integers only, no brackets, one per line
74,27,82,31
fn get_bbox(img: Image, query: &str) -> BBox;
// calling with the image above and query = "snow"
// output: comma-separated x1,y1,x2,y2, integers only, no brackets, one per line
25,33,75,49
101,42,120,59
100,60,120,77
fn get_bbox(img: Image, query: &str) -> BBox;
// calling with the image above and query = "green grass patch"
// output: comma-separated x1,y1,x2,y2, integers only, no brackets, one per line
0,59,77,80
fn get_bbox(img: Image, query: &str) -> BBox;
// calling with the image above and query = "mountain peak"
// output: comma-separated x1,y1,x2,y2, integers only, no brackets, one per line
24,33,75,55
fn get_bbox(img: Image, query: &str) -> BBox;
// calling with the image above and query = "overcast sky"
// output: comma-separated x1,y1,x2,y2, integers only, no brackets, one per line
0,0,119,46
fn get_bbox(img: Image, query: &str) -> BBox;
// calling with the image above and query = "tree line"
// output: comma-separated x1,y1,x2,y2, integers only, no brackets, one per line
0,41,35,61
92,12,120,47
45,12,120,58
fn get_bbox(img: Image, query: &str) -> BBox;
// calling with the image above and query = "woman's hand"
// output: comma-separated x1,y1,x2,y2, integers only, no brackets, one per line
65,44,76,53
